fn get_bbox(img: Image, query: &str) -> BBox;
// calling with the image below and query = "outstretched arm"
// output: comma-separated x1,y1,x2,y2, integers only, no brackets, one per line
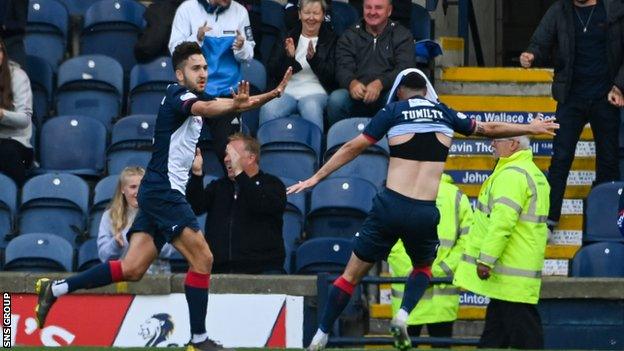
286,134,372,194
474,115,559,138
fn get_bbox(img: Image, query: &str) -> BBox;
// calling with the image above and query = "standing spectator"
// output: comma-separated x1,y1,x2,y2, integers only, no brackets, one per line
520,0,624,232
169,0,256,163
454,136,550,349
187,133,287,274
0,0,27,67
388,174,472,341
261,0,337,131
327,0,414,127
134,0,185,63
0,37,32,186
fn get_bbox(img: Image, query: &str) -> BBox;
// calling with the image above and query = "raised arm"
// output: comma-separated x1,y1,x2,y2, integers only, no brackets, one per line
286,134,372,194
474,115,559,138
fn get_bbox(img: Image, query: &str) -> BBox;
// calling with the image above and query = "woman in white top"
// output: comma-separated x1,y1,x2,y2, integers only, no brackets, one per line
260,0,337,131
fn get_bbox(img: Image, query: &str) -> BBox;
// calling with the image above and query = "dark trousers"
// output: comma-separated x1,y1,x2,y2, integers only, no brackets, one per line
408,321,453,347
479,298,543,349
0,138,32,186
548,97,620,223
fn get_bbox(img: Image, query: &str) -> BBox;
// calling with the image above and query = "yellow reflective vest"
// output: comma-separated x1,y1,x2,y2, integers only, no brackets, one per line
454,149,549,305
388,174,473,325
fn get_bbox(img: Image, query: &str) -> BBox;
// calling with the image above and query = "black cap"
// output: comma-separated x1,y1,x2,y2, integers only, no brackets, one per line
399,72,427,90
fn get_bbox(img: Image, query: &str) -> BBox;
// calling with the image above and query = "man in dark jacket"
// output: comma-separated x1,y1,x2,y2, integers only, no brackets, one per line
327,0,415,127
134,0,184,63
187,133,287,274
520,0,624,233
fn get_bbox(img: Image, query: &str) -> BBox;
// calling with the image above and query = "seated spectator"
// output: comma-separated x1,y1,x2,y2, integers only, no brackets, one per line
134,0,185,63
261,0,337,131
0,37,32,186
328,0,414,127
187,133,287,274
97,167,173,272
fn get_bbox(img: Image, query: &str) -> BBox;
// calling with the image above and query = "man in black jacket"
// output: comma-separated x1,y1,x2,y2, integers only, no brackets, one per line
520,0,624,232
327,0,415,127
187,133,287,274
134,0,184,63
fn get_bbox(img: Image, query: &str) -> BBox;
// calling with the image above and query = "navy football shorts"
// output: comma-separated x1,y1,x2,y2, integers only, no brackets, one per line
127,187,200,252
353,187,440,265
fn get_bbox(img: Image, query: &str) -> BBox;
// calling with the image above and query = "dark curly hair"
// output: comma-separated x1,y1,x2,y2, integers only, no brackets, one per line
172,42,203,71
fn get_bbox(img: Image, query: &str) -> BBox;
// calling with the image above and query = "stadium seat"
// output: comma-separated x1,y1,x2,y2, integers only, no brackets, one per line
280,177,306,273
257,116,322,180
129,57,176,115
570,242,624,277
19,173,89,246
77,238,100,271
25,0,68,70
295,237,353,274
203,174,220,187
80,0,146,73
259,0,285,64
58,0,100,17
88,175,118,238
325,118,389,188
56,55,124,128
240,58,267,134
410,3,431,41
0,175,17,249
307,177,376,239
25,55,54,127
584,182,624,242
107,114,156,174
39,115,107,176
330,2,358,36
4,233,74,272
197,127,226,178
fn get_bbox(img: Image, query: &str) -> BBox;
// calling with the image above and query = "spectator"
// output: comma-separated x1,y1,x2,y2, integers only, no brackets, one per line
520,0,624,233
0,0,27,67
454,136,550,349
97,167,174,272
328,0,415,127
169,0,256,164
388,174,472,341
261,0,337,131
187,133,287,274
285,0,331,32
134,0,185,63
0,36,32,186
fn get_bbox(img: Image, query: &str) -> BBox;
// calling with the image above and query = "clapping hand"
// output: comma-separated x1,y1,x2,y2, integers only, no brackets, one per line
608,85,624,107
285,37,296,58
197,21,212,42
232,30,245,51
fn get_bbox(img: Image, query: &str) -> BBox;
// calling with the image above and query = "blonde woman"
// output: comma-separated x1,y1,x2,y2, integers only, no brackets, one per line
97,167,174,263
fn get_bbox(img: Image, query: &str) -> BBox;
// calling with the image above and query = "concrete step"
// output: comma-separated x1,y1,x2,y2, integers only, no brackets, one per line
454,126,594,140
436,81,551,96
440,67,553,83
440,94,556,112
446,155,595,172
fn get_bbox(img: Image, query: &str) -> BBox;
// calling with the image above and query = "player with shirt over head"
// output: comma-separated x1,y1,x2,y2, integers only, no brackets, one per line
33,42,291,351
287,69,558,351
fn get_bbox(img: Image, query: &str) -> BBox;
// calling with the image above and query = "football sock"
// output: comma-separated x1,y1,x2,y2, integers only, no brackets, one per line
59,260,124,295
185,270,210,335
191,332,209,344
319,276,355,333
399,265,432,314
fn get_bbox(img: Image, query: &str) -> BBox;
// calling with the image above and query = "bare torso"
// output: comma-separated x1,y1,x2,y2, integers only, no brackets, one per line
385,132,452,201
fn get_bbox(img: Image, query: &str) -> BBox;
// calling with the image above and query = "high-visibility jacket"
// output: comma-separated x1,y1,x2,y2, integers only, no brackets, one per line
454,149,549,305
388,174,473,325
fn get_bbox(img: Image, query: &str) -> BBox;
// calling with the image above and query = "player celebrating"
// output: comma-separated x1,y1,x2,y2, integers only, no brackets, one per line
287,69,558,351
34,42,291,351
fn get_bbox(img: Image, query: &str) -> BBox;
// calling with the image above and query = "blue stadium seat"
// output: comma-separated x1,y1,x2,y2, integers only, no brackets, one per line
19,173,89,247
240,58,267,134
0,175,17,249
77,238,100,271
197,127,225,177
325,118,389,188
88,175,118,238
39,115,107,176
259,0,285,64
25,55,54,127
570,242,624,277
410,3,431,41
257,116,322,180
330,2,358,36
203,174,220,187
584,182,624,242
56,55,124,128
129,57,176,114
4,233,74,272
58,0,100,17
25,0,68,70
280,177,305,273
295,237,353,274
107,114,156,174
307,177,376,239
80,0,146,73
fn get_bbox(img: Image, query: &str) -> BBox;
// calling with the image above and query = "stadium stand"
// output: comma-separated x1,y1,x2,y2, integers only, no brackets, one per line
279,177,306,273
25,0,69,71
88,175,118,239
570,242,624,277
410,3,431,41
4,232,74,272
128,56,176,115
0,174,17,250
107,114,156,174
584,182,624,242
25,55,54,127
330,2,359,36
258,0,285,64
295,237,353,274
240,58,267,135
77,238,100,271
